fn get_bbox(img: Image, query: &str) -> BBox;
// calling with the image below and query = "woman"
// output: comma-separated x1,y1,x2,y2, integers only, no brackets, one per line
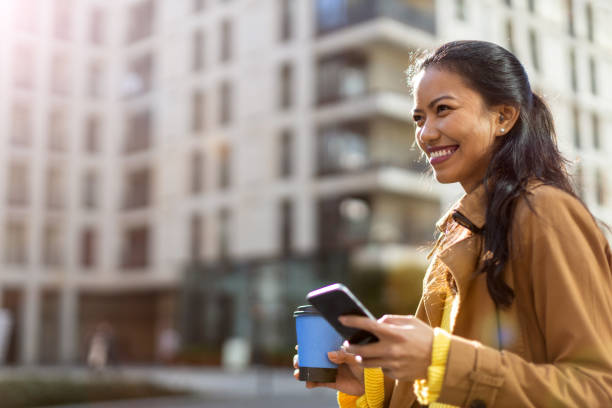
293,40,612,407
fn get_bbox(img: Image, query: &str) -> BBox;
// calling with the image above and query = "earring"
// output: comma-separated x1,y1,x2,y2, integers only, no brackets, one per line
500,128,505,134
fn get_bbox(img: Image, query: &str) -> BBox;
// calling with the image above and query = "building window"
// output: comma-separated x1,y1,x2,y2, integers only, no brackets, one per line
80,227,97,268
88,60,104,98
125,109,152,153
596,169,606,206
123,168,151,209
5,221,28,266
7,162,30,206
11,102,32,147
585,3,594,42
85,115,101,153
123,52,154,98
190,213,204,260
280,63,293,110
193,0,205,12
46,166,65,210
13,43,35,89
122,225,150,268
53,0,72,40
566,0,574,36
50,53,71,95
455,0,466,20
505,19,514,53
192,29,205,72
15,0,38,33
219,81,232,125
83,171,99,209
192,90,205,132
89,7,106,45
316,0,381,35
280,199,293,255
279,130,293,178
279,0,293,42
126,0,155,44
319,196,371,250
528,29,539,72
42,223,64,267
592,113,600,150
218,143,231,189
318,123,369,174
569,49,578,92
190,151,204,194
48,109,68,152
220,20,232,63
317,53,367,105
589,57,597,95
572,106,580,149
218,208,231,261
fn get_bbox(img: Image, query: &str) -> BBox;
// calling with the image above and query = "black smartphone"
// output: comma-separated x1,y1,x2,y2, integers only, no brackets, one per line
307,283,379,344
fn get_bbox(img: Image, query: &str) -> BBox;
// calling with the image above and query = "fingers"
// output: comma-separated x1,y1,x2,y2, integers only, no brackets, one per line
338,316,395,338
342,340,392,359
378,314,416,325
293,354,299,369
328,350,359,365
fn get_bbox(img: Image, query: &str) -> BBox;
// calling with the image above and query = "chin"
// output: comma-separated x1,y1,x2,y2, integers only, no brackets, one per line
433,171,456,185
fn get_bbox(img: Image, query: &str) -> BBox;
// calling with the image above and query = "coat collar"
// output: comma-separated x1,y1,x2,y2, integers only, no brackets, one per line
423,183,488,329
436,183,488,234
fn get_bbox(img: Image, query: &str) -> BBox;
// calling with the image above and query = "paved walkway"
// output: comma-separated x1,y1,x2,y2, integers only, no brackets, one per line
0,366,339,408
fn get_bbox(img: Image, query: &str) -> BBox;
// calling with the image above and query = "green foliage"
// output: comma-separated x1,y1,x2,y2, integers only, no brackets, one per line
0,378,188,408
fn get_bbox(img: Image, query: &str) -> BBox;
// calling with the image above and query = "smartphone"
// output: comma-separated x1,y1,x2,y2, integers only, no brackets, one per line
307,283,379,344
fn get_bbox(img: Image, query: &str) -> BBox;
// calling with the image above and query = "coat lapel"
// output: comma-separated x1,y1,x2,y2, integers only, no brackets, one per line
421,184,487,330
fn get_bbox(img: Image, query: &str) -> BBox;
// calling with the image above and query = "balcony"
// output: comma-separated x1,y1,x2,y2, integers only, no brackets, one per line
317,119,427,176
316,0,436,36
318,192,440,252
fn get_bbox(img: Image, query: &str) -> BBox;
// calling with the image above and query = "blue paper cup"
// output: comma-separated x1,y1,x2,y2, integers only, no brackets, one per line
294,305,343,382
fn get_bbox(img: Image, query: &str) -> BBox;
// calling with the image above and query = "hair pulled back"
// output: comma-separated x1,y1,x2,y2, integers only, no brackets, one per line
413,40,576,307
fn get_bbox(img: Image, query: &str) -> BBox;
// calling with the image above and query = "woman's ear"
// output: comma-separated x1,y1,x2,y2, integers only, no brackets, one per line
495,105,520,136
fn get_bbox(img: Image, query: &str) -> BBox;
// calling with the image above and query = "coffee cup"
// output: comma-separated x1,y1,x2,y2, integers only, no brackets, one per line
294,304,343,382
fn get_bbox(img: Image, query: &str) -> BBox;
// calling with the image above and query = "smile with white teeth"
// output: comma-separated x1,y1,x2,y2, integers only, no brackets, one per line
430,148,455,159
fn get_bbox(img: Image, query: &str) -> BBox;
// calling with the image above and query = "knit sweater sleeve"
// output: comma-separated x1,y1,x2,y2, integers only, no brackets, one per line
337,368,385,408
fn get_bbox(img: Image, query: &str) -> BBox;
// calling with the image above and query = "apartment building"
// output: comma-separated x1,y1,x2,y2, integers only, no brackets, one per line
0,0,610,365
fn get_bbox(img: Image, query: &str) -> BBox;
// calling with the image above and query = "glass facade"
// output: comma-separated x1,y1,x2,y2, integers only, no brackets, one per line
316,0,436,35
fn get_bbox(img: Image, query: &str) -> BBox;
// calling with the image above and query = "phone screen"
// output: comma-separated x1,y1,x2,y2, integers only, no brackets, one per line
307,283,379,344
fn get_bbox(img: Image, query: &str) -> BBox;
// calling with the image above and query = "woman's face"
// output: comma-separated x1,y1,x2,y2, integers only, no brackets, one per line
412,67,502,192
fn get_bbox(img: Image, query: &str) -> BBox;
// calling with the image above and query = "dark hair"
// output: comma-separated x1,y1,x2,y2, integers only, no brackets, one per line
411,40,577,308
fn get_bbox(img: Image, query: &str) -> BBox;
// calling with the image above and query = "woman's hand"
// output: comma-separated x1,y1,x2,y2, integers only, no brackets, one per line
293,346,365,396
339,315,434,382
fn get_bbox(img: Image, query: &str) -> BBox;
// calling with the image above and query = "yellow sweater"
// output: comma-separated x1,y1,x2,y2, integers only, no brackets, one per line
338,294,457,408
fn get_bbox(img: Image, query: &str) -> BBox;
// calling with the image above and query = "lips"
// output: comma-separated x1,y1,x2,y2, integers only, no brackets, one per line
428,145,459,165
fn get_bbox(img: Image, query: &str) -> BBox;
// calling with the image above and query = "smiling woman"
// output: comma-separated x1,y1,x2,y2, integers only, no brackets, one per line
293,40,612,408
411,68,518,193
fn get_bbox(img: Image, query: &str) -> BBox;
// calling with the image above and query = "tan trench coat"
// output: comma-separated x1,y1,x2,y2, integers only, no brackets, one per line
384,183,612,407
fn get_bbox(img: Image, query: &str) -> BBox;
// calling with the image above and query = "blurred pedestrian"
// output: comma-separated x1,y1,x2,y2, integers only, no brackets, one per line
156,324,180,364
294,40,612,407
87,322,115,372
0,309,12,365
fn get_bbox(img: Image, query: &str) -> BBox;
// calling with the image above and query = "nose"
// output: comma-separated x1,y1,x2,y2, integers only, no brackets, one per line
417,118,439,146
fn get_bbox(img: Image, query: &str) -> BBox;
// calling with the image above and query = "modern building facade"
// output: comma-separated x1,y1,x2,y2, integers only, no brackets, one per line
0,0,610,365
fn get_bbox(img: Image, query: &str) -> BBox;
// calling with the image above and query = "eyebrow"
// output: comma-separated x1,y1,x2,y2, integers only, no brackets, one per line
412,95,457,113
